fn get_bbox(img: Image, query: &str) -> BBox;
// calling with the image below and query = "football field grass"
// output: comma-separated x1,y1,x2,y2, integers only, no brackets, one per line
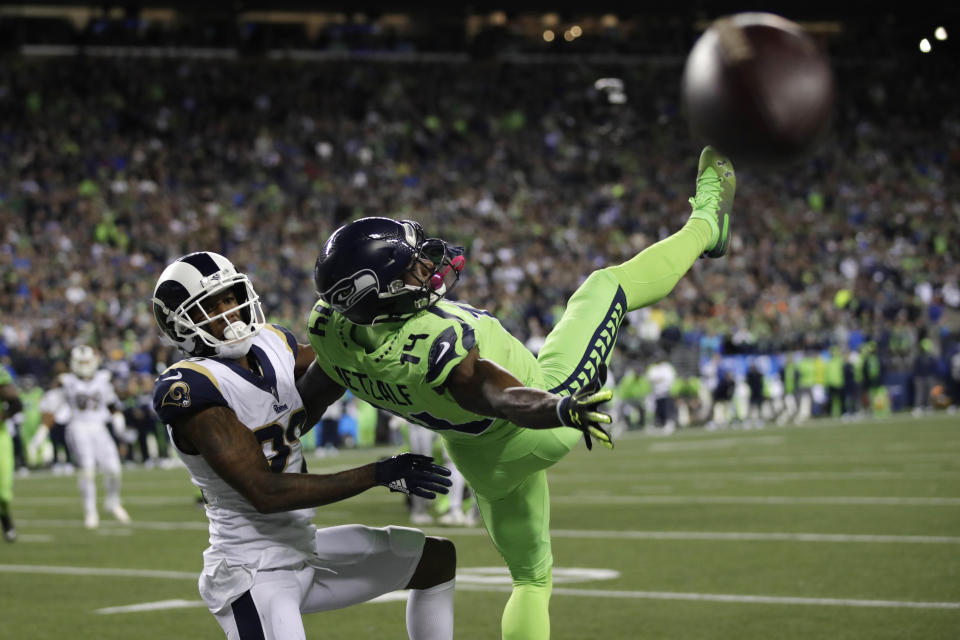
2,413,958,639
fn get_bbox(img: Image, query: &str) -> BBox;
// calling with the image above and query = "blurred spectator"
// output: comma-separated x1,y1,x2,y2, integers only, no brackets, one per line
707,369,736,430
948,345,960,413
745,363,766,427
646,353,677,433
912,339,939,415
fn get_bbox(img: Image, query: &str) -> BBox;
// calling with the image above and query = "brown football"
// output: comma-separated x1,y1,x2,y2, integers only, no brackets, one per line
682,12,835,166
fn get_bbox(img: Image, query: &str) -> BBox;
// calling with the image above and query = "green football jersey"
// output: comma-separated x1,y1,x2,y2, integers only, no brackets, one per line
307,298,544,443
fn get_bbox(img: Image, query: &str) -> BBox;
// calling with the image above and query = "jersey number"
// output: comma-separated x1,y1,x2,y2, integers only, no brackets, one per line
253,408,307,473
74,392,102,411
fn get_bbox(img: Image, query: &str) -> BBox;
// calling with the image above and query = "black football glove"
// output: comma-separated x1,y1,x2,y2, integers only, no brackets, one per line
375,453,453,499
557,387,614,450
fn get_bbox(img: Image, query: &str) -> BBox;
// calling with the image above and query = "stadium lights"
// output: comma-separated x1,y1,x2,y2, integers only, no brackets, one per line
919,38,932,53
600,14,618,28
934,26,948,41
543,30,555,42
563,29,575,41
570,25,582,38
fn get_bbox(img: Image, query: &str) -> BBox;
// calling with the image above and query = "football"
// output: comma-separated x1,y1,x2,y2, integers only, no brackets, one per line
681,12,835,166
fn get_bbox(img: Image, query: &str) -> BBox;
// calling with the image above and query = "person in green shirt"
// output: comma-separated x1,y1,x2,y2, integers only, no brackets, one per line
826,346,845,417
302,147,735,639
0,366,24,542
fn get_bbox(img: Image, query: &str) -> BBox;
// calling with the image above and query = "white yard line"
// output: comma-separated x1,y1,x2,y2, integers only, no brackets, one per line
89,589,960,613
19,518,209,530
477,585,960,610
545,530,960,544
15,497,201,506
22,493,958,509
2,564,953,612
97,600,207,614
16,519,960,543
605,452,960,468
0,564,197,579
551,470,960,481
551,495,960,506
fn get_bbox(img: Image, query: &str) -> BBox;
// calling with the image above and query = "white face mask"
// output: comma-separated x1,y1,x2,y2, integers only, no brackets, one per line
216,321,258,359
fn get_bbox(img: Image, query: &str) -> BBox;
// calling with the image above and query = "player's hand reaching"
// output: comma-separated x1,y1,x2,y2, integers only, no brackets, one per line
557,387,614,450
375,453,453,499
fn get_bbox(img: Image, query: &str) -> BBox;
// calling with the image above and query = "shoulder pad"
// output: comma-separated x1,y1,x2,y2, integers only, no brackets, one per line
153,362,227,424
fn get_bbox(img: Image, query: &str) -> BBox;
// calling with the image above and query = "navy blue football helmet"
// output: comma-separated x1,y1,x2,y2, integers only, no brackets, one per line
314,217,465,325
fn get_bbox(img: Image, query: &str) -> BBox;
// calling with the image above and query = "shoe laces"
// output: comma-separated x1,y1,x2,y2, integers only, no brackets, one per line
690,167,722,212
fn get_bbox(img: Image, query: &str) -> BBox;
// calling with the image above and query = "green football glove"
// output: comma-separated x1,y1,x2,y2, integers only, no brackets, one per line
556,387,614,450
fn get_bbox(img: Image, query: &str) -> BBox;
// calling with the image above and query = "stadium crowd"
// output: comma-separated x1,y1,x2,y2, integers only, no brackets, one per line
1,43,959,454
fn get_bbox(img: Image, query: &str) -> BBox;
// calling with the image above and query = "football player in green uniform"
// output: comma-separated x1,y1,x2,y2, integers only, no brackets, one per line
301,147,735,639
1,365,24,542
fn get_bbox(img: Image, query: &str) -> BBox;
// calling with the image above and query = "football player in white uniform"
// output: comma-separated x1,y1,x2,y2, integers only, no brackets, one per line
42,346,131,529
151,251,456,640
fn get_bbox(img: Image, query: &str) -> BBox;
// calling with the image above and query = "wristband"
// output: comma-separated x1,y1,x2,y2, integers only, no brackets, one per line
556,396,571,426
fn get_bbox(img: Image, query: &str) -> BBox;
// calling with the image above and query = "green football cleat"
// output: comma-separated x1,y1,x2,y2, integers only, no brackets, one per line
688,146,736,259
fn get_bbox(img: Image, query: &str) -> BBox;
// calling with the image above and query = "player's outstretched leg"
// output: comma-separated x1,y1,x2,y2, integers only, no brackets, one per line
474,471,554,640
537,147,736,396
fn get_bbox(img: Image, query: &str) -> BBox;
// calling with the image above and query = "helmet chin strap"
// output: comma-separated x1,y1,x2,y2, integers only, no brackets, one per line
217,321,257,359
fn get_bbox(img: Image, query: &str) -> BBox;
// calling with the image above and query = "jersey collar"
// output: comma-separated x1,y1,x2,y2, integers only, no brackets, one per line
215,345,280,400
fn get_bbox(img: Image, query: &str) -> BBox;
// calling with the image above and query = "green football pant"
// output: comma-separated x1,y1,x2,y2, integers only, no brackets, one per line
0,424,13,504
445,426,579,640
539,218,712,395
445,219,710,639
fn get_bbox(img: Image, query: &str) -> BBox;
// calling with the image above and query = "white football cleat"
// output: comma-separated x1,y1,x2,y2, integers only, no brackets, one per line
410,511,433,525
438,509,467,527
110,505,132,524
84,512,100,529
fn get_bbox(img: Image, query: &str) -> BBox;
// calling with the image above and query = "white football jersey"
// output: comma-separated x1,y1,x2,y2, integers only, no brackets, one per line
49,371,119,428
153,325,316,574
39,388,72,424
647,361,677,398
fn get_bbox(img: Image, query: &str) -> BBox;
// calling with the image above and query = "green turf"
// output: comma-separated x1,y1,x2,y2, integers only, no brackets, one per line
1,414,958,639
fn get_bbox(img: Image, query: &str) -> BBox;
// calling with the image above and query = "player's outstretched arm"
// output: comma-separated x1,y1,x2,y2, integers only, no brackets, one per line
175,407,450,513
295,351,346,429
447,348,613,449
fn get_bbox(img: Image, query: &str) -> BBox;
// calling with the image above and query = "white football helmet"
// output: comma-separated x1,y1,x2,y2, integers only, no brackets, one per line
70,345,100,379
152,252,264,359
